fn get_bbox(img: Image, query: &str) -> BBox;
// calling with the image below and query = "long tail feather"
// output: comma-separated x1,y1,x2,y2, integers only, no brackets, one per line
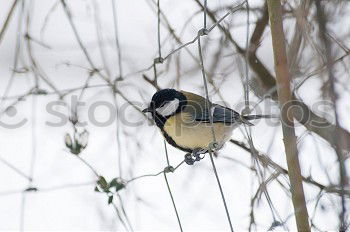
242,114,277,120
240,114,278,126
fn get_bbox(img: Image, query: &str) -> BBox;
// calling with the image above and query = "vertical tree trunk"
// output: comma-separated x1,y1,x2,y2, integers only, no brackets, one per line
267,1,310,231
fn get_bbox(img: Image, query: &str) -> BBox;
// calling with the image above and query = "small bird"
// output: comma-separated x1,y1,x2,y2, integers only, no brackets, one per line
143,89,270,164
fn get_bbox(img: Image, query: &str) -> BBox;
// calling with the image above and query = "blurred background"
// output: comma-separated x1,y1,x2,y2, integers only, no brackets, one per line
0,0,349,230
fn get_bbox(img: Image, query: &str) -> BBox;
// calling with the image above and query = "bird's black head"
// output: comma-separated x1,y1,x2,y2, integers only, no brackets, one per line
142,89,187,127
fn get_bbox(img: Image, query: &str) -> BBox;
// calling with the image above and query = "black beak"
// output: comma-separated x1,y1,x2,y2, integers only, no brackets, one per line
142,107,152,113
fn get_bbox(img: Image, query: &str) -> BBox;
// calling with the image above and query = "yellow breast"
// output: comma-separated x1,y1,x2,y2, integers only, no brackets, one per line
163,112,235,150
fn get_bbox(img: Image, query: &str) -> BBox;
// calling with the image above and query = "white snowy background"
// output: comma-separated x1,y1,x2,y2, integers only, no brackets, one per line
0,0,349,231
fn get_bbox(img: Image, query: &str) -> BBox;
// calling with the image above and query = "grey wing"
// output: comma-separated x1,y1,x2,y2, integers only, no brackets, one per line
195,104,241,124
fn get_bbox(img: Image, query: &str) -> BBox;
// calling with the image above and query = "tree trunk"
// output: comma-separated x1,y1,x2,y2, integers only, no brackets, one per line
267,1,310,231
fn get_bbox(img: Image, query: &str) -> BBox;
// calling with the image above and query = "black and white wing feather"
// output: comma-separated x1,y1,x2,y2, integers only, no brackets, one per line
181,91,254,125
195,104,242,124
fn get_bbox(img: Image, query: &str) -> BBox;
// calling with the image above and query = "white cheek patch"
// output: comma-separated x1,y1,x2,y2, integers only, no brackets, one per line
156,99,180,117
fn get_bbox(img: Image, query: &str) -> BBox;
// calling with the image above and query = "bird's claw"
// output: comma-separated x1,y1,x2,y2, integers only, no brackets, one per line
184,153,195,165
184,150,206,165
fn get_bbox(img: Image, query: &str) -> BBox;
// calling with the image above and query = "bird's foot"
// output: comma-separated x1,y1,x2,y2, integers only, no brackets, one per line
184,148,206,165
184,153,195,165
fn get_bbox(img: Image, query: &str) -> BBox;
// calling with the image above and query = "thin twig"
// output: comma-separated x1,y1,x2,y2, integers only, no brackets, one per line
125,160,185,184
243,0,250,113
197,2,234,230
0,156,32,181
0,0,18,44
163,172,183,232
164,140,170,166
156,0,162,58
315,2,348,230
111,0,123,78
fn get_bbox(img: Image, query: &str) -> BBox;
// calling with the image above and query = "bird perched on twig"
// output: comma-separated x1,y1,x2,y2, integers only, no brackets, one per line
143,89,272,165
